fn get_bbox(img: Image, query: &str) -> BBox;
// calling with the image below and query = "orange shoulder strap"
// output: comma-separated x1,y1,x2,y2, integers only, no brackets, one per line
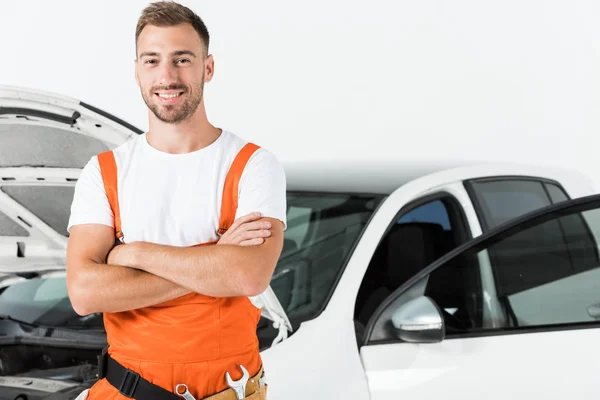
97,150,124,242
218,143,261,235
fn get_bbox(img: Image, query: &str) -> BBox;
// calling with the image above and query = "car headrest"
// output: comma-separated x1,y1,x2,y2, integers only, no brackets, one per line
384,222,446,288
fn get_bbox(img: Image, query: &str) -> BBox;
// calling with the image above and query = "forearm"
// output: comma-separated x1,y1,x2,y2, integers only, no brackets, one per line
129,242,275,297
68,260,191,315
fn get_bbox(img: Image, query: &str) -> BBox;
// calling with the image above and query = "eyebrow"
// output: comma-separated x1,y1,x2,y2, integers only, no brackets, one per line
173,50,197,58
139,50,197,58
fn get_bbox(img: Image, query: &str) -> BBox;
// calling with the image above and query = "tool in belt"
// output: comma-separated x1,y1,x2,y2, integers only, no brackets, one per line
97,347,266,400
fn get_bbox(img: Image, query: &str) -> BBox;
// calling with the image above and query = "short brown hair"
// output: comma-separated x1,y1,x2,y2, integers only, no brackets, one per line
135,1,210,56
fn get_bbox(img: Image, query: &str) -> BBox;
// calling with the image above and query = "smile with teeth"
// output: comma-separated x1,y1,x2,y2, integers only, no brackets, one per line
156,92,183,99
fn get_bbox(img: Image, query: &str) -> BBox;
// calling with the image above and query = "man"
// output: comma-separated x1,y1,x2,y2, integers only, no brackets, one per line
66,2,286,399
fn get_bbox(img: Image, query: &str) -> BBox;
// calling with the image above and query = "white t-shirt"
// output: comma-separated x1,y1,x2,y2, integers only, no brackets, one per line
67,130,287,246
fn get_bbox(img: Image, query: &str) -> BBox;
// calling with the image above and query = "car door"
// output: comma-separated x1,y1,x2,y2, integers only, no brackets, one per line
359,193,600,399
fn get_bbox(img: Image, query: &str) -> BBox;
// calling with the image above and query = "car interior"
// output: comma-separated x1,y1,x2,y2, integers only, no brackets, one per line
353,196,470,345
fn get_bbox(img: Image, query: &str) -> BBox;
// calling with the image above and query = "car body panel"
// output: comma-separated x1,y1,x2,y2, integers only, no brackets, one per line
360,328,600,399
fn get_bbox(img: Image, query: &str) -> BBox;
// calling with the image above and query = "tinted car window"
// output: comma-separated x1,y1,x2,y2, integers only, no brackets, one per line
397,200,451,229
546,183,569,203
468,179,569,231
422,202,600,334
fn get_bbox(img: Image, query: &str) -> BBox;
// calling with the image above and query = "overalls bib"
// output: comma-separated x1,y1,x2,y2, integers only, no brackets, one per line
84,142,268,400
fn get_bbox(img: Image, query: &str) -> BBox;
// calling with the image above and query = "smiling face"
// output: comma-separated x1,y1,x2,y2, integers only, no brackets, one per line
135,23,213,124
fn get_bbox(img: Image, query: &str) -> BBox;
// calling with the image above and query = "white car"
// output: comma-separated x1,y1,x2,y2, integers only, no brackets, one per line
0,85,599,400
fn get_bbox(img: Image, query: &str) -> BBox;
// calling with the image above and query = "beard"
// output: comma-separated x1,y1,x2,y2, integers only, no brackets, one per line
141,80,204,124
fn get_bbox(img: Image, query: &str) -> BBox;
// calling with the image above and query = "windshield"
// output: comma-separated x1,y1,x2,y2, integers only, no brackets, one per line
0,191,384,331
0,275,103,329
271,191,384,325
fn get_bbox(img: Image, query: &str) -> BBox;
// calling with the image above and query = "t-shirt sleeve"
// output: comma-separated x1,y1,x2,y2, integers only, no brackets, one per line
235,148,287,230
67,156,115,234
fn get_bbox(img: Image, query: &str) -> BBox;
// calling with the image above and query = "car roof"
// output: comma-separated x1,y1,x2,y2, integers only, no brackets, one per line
282,158,596,197
282,158,475,195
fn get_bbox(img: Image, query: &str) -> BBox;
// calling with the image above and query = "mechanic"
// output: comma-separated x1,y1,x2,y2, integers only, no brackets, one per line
65,2,286,400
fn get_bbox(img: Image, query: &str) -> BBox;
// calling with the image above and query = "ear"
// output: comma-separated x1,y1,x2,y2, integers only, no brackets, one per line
204,54,215,83
134,59,140,87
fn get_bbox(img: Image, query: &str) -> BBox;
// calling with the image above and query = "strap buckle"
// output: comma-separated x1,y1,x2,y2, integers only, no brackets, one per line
118,369,140,398
97,347,108,379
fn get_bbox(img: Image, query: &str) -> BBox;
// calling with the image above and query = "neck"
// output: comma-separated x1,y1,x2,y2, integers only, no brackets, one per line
146,103,221,154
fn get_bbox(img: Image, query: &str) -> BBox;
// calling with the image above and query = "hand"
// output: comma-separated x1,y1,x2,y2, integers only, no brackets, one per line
218,212,272,246
106,242,131,266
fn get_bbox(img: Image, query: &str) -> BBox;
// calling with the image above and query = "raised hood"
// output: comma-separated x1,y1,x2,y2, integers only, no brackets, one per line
0,85,292,339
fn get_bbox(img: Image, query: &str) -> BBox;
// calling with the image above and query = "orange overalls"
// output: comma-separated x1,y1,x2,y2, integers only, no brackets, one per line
87,143,267,400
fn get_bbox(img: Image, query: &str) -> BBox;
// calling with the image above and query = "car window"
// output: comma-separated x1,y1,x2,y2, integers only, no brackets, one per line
33,277,69,302
284,206,312,250
0,277,100,328
355,196,468,330
546,183,569,203
397,200,451,229
369,195,600,342
467,179,570,231
270,192,384,326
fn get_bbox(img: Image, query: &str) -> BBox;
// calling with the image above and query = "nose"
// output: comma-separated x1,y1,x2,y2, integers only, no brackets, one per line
157,62,178,86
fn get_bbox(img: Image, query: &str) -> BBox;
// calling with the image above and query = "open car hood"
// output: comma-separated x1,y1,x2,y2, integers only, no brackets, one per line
0,85,292,339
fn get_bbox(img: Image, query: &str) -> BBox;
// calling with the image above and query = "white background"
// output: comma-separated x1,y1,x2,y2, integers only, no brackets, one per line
3,1,600,187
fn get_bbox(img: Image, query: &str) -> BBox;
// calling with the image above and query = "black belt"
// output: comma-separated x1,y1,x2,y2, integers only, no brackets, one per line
97,347,181,400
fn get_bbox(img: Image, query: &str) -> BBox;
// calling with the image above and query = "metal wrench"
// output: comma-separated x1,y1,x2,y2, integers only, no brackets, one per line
175,383,197,400
258,370,266,387
225,364,249,400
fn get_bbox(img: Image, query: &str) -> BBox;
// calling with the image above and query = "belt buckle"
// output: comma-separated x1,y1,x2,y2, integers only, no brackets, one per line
118,369,141,398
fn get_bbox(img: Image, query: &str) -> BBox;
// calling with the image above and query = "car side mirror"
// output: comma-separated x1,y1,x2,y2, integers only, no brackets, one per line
391,296,444,343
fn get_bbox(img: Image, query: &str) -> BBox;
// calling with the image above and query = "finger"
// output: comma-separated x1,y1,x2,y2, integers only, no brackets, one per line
226,219,270,243
218,228,269,245
228,212,262,232
235,220,272,232
239,238,265,246
241,229,272,241
225,229,270,246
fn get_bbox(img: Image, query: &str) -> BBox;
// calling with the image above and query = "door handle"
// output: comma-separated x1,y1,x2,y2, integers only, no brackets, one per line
587,303,600,319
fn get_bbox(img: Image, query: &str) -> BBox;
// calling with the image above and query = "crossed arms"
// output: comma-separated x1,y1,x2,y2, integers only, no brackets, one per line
66,213,283,316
